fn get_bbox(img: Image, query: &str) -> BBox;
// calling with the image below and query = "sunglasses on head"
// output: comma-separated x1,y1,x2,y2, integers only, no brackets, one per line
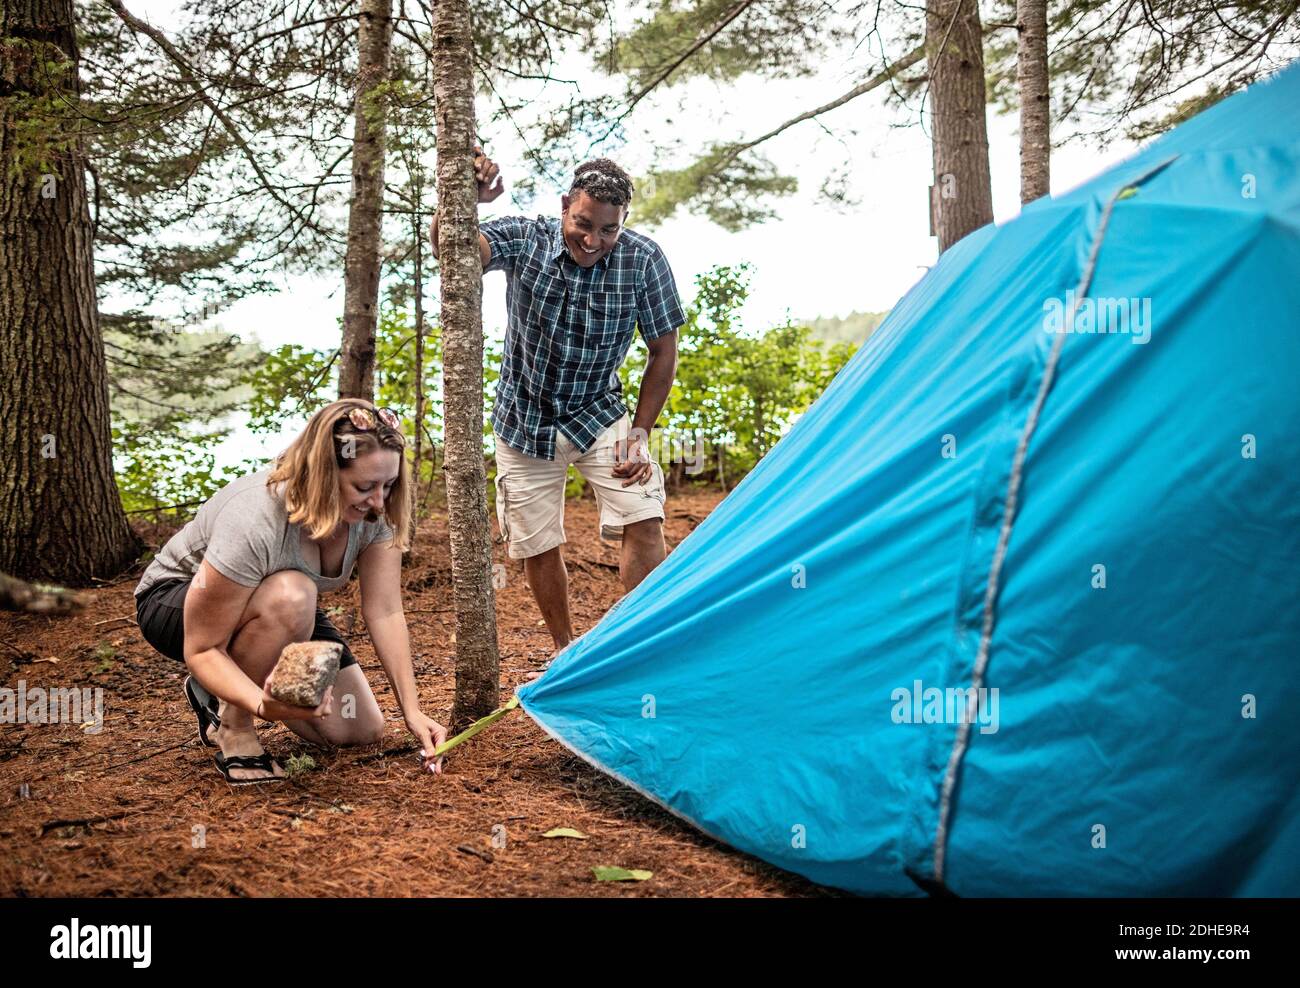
346,406,402,433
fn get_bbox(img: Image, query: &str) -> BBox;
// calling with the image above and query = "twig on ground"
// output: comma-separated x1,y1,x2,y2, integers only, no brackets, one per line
40,810,135,836
286,780,354,813
102,738,196,772
0,738,27,763
352,744,420,765
0,639,41,663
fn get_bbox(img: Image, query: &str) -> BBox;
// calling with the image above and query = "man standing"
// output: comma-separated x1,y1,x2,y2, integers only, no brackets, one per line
430,151,685,651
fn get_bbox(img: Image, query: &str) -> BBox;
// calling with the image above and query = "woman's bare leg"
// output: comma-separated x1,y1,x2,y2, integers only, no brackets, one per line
215,569,317,780
284,664,385,748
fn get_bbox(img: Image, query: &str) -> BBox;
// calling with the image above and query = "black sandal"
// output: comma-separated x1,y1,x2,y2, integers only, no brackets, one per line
213,751,284,786
184,675,222,748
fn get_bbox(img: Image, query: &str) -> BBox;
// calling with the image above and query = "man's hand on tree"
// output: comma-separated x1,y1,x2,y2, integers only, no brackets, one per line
473,145,505,203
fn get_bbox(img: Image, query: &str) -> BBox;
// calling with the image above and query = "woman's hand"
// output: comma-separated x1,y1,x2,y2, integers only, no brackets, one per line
257,684,334,723
405,709,449,775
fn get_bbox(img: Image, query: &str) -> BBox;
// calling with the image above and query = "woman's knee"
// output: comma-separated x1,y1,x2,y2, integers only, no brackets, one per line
337,697,385,745
347,717,385,746
256,570,317,636
300,711,384,747
328,671,385,745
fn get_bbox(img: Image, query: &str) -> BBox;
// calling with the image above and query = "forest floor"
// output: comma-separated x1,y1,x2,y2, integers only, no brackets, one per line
0,488,832,898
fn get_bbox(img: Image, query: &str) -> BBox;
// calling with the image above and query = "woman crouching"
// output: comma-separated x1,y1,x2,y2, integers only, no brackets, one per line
133,399,447,784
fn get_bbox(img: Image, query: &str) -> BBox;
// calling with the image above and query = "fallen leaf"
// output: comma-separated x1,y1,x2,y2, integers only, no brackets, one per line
592,866,652,882
543,827,589,840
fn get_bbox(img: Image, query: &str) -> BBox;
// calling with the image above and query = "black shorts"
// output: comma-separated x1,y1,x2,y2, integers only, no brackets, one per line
134,576,357,669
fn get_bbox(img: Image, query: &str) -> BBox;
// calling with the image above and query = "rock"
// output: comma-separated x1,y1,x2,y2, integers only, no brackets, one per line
266,641,343,708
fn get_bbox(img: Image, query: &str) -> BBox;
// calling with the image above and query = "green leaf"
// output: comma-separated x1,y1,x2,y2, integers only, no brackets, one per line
592,866,653,882
543,827,588,840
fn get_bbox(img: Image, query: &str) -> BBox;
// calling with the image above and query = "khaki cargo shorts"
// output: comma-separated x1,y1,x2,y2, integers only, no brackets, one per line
494,416,667,560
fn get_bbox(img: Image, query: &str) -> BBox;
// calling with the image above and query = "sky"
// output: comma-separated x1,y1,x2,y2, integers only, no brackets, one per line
113,1,1141,468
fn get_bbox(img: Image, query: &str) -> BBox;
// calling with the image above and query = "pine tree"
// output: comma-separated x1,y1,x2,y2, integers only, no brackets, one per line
0,0,142,583
339,0,394,401
926,0,994,251
432,0,501,724
1016,0,1050,203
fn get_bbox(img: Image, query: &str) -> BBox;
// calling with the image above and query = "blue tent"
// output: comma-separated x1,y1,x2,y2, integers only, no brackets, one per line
516,63,1300,896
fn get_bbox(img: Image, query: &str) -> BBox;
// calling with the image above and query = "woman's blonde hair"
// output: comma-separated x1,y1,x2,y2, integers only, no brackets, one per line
266,398,412,550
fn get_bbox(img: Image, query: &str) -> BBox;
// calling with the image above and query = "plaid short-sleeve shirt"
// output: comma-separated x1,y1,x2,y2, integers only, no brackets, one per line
481,214,686,461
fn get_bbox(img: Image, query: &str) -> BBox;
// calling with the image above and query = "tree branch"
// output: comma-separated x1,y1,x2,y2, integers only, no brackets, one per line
718,45,925,167
595,0,757,145
106,0,323,237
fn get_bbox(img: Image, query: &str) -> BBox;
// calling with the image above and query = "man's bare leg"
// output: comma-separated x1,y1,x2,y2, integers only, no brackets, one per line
524,545,574,650
620,518,666,593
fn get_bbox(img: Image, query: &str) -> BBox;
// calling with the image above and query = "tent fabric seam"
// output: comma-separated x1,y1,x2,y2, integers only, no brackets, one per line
929,155,1180,884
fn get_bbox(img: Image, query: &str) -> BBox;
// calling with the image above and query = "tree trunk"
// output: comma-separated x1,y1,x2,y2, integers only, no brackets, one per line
432,0,501,724
0,0,141,585
338,0,393,401
1016,0,1050,204
926,0,994,253
412,209,426,522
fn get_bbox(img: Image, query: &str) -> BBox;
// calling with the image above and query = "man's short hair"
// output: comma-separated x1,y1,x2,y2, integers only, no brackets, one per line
570,158,634,209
